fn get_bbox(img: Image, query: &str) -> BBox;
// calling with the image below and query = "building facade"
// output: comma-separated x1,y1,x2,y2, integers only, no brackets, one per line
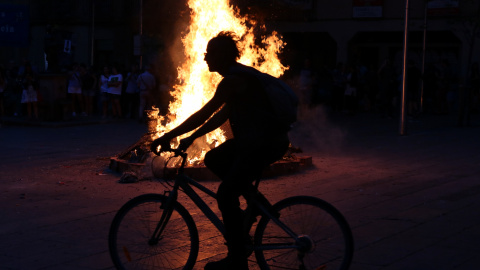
0,0,140,72
1,0,479,81
263,0,479,83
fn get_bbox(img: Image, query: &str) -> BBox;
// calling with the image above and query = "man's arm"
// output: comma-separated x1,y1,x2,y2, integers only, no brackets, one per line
177,106,228,151
166,93,224,139
150,77,236,154
190,105,228,139
151,95,224,154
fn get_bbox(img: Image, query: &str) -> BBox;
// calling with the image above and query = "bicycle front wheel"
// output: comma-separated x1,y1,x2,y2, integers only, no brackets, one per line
108,194,199,270
254,196,354,270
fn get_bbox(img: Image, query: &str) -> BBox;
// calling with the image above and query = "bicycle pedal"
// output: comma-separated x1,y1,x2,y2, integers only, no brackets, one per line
159,191,171,209
244,247,253,257
244,236,254,257
272,210,280,219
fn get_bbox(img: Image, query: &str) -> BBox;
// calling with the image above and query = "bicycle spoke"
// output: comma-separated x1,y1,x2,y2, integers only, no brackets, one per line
109,194,199,270
254,196,353,270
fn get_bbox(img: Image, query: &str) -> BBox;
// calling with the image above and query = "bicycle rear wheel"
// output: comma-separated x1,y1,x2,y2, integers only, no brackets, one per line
109,194,199,270
254,196,353,270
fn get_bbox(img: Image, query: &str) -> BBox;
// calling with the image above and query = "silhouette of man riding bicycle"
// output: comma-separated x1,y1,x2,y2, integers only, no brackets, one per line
151,32,292,270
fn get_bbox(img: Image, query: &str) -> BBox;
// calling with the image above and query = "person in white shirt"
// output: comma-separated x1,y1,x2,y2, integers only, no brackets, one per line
99,66,110,118
108,65,123,118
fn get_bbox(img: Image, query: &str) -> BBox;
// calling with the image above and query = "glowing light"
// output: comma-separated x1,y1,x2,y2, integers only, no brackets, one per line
152,0,288,165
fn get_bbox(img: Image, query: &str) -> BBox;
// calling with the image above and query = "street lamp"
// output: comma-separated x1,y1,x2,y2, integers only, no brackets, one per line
400,0,410,135
139,0,143,69
421,1,428,114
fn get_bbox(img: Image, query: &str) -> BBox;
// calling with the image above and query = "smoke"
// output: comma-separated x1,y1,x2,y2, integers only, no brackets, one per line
165,14,191,73
289,105,346,155
141,0,190,79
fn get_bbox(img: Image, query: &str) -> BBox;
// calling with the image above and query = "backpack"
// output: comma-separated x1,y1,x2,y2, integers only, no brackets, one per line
230,64,298,131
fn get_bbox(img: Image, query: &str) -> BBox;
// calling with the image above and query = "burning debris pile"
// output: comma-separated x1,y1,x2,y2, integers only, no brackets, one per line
110,0,313,181
109,111,313,182
109,142,313,182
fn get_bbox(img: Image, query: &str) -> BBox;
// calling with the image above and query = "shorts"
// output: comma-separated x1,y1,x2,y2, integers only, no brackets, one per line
68,86,82,94
82,89,96,97
100,92,109,102
109,93,121,100
21,87,38,103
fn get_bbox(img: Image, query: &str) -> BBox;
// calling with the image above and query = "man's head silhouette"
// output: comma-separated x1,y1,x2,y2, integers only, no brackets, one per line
204,31,240,74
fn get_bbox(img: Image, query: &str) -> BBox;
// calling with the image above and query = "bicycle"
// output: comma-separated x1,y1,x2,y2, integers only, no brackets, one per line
108,146,354,270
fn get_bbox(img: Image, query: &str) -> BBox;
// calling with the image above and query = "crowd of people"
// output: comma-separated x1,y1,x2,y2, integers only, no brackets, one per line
1,57,479,124
0,60,170,122
292,58,480,121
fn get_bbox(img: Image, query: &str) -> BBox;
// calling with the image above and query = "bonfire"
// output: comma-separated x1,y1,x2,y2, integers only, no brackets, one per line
111,0,310,181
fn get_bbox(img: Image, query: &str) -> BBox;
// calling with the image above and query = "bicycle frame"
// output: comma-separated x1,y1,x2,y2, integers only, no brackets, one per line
150,150,301,252
150,170,226,244
176,173,227,236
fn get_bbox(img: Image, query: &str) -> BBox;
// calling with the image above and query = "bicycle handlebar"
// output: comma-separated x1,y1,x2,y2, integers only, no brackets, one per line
157,145,186,157
156,145,189,171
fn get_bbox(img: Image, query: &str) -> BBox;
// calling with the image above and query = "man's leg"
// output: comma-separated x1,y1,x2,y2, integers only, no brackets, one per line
203,138,289,270
204,140,250,270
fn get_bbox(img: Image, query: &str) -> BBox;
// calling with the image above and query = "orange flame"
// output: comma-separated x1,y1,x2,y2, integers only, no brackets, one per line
152,0,288,165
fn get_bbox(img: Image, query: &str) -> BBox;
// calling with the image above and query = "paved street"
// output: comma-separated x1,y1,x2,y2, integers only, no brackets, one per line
0,110,479,270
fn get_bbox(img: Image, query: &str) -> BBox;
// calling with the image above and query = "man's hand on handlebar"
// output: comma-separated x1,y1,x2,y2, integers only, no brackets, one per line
150,134,173,155
178,136,194,152
150,134,195,155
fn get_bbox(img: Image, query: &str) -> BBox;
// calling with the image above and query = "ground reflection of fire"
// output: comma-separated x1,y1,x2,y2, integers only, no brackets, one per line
150,0,288,166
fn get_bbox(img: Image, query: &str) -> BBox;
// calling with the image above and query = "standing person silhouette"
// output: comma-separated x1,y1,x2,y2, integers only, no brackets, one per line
137,64,156,121
150,32,291,270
